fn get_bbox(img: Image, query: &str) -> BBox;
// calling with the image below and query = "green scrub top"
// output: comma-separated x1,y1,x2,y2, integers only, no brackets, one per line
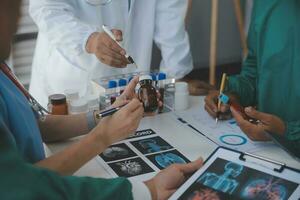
0,65,133,199
226,0,300,144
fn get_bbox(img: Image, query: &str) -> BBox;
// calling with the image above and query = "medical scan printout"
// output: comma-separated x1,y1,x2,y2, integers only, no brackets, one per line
95,129,190,180
170,147,300,200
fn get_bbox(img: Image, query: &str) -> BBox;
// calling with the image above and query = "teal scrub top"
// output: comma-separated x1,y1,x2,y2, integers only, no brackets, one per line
226,0,300,144
0,70,45,163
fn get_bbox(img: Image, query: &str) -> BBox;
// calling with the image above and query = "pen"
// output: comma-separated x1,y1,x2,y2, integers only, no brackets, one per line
216,73,227,123
96,105,126,119
102,25,138,68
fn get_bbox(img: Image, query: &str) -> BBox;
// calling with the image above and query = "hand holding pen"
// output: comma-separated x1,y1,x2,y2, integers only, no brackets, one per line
85,27,130,68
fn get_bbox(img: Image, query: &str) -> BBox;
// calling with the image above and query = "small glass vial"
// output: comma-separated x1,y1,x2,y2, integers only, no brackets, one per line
118,79,127,95
158,72,166,113
48,94,68,115
138,75,158,113
107,80,118,105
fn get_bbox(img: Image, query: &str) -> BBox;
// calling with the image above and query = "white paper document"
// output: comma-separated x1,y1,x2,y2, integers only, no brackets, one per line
175,105,276,153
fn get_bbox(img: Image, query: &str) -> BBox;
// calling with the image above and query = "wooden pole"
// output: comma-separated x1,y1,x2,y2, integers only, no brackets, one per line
209,0,219,86
233,0,248,58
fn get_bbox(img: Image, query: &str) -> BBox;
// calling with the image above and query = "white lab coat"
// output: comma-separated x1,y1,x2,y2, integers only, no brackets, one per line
29,0,193,107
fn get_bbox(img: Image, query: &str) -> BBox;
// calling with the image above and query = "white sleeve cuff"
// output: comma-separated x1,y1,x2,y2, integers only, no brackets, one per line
129,180,152,200
82,26,101,54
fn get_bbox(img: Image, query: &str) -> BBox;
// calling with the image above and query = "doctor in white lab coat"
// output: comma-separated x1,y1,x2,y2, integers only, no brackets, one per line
29,0,194,107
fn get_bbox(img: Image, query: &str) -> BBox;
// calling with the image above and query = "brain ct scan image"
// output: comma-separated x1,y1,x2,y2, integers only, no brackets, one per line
99,143,137,162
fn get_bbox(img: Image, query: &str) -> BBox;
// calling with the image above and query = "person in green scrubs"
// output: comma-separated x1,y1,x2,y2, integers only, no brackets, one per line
0,0,203,199
205,0,300,146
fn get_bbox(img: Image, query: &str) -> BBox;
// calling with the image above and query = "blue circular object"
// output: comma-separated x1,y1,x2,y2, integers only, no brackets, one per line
108,80,117,88
220,134,247,146
158,72,166,80
118,79,127,86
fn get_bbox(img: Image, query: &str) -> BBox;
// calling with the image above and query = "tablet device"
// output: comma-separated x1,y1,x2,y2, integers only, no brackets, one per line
170,147,300,200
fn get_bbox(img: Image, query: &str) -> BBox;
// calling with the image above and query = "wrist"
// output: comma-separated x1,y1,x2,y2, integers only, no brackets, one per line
144,179,157,200
86,32,99,54
90,123,110,150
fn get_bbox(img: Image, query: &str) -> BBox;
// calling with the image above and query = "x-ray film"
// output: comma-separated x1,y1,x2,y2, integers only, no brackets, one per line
147,149,190,170
99,143,137,162
130,136,173,155
108,157,154,178
170,148,300,200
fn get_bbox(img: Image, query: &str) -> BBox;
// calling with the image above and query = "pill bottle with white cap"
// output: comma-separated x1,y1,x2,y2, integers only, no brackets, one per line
174,82,189,111
138,75,158,113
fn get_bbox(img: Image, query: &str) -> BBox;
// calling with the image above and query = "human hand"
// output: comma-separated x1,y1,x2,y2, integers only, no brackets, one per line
113,76,163,115
186,80,215,96
231,106,286,141
145,159,203,200
97,99,144,146
86,30,130,67
204,90,237,120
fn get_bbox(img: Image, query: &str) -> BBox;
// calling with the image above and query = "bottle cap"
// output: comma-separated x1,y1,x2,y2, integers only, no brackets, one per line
151,74,157,81
139,75,152,82
69,99,89,113
118,79,127,87
108,80,117,88
49,94,67,105
158,72,167,80
175,82,189,93
64,89,79,101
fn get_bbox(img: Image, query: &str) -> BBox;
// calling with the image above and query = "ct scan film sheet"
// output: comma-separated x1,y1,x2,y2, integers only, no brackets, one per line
95,129,190,179
170,148,300,200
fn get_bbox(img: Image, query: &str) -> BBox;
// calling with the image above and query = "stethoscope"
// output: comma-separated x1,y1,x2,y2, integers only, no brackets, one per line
85,0,113,6
0,62,50,120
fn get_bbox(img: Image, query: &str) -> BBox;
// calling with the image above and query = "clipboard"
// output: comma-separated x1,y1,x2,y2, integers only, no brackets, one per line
170,147,300,200
266,131,300,162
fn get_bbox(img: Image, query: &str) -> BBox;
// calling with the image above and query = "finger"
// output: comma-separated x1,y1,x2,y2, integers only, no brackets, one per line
220,104,230,113
245,107,272,123
111,99,130,108
101,44,128,63
111,29,123,42
205,104,217,118
132,105,144,120
123,98,143,113
177,159,203,175
204,93,218,113
124,76,139,93
97,54,126,68
102,34,126,55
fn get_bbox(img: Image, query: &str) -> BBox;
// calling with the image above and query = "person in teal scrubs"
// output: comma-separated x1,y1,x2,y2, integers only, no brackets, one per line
205,0,300,146
0,0,203,199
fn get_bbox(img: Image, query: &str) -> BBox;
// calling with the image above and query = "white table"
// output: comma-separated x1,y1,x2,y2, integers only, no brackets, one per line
46,96,300,179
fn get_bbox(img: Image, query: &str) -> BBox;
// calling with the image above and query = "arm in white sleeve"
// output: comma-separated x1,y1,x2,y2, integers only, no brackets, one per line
29,0,99,70
154,0,193,79
129,180,152,200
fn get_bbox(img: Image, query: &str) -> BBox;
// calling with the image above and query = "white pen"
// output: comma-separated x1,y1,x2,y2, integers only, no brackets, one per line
102,25,138,68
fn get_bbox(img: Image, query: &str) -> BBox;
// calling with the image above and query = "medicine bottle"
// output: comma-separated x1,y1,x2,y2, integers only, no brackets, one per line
138,75,158,113
48,94,68,115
